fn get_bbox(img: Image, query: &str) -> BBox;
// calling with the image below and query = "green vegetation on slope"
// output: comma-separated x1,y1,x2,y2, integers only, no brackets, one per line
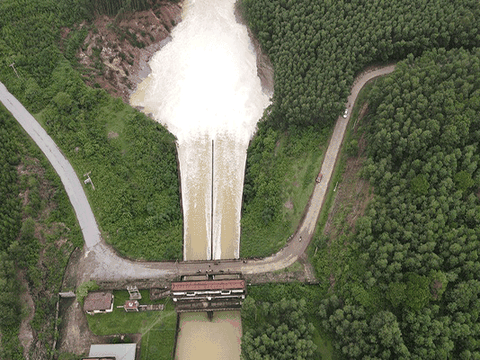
240,0,480,258
0,0,182,261
0,104,83,359
0,106,23,359
240,124,329,257
313,48,480,359
241,283,335,360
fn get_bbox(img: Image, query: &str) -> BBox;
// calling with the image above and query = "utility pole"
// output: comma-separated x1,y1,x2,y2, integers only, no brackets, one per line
9,63,19,78
83,171,95,190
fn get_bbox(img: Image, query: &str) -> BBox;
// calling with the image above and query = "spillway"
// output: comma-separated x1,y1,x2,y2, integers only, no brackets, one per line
130,0,270,261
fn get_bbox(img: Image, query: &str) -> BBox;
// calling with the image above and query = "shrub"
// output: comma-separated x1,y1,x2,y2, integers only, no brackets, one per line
76,280,99,305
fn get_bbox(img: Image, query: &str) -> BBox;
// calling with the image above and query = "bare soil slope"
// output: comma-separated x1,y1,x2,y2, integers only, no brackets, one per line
69,1,183,102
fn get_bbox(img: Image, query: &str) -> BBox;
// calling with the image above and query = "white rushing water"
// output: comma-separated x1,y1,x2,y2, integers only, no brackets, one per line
131,0,270,260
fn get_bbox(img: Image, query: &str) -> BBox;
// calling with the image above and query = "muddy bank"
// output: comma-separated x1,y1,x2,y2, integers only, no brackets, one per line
72,1,183,102
234,1,274,97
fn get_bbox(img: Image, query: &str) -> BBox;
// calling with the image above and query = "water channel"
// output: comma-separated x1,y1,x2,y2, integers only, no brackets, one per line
130,0,270,358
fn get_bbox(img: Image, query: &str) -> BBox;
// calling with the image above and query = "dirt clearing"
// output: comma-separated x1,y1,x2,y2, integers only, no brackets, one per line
323,104,373,241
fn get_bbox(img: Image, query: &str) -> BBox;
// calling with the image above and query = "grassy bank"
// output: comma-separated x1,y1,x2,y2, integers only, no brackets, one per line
240,124,332,258
87,290,176,360
308,80,378,292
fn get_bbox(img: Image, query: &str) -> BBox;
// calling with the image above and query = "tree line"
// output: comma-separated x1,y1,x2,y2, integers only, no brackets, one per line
0,105,83,359
241,0,480,129
0,106,23,359
241,283,324,360
240,0,480,264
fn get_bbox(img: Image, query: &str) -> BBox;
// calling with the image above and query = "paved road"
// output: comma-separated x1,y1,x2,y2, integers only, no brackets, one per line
0,65,394,282
0,83,102,250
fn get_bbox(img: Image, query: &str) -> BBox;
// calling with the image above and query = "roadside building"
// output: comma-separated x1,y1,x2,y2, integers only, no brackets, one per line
84,292,114,315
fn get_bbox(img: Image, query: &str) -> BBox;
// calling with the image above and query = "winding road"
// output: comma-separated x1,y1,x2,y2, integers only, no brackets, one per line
0,65,394,282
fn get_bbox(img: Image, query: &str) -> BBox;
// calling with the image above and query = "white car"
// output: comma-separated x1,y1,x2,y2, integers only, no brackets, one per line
343,109,348,118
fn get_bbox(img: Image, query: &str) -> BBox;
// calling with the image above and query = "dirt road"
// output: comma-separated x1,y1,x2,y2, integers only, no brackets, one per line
0,65,394,282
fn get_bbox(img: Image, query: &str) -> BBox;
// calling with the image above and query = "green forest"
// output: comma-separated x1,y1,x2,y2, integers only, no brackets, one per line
312,48,480,359
240,0,480,257
239,0,480,359
241,0,480,129
0,0,183,261
242,283,330,360
242,48,480,360
242,297,317,359
0,106,23,359
2,0,480,358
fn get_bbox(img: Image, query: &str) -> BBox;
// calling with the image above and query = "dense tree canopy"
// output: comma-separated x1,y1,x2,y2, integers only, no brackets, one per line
316,48,480,359
241,0,480,129
242,297,317,360
77,0,180,17
0,107,21,252
240,0,480,261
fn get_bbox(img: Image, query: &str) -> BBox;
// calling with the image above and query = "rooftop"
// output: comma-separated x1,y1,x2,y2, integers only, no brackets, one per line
171,279,245,291
89,344,136,360
124,300,139,310
84,292,113,312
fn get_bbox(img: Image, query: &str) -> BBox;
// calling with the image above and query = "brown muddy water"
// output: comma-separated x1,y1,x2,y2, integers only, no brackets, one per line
175,311,242,360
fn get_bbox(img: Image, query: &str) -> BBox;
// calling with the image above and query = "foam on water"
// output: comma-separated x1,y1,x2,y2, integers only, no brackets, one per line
131,0,270,260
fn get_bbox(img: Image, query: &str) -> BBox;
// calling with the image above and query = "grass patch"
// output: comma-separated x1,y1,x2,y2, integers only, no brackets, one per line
87,290,176,360
310,317,336,360
240,125,331,258
102,97,128,150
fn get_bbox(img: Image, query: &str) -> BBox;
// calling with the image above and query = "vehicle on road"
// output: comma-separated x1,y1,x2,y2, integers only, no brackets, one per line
343,109,348,118
316,173,323,183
